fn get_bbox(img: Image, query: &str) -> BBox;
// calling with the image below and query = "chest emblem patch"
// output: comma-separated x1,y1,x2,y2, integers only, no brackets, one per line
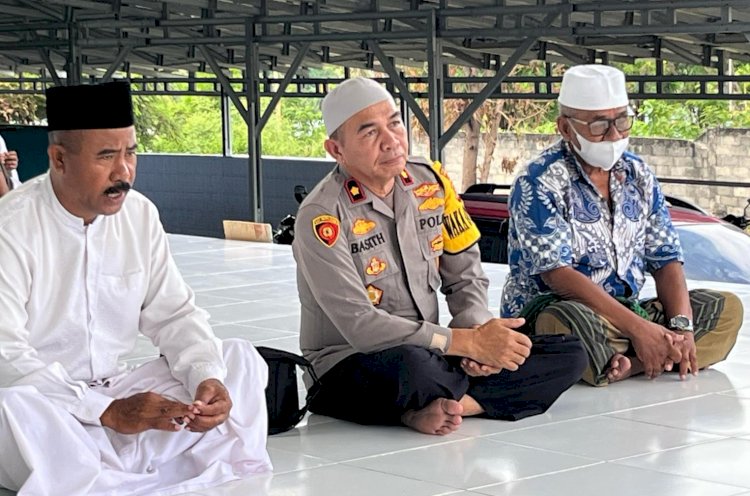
312,215,340,247
414,182,440,198
352,218,377,235
366,284,383,306
365,256,387,276
418,197,445,211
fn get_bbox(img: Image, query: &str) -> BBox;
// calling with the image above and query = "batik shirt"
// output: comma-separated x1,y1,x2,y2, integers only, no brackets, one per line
500,139,683,317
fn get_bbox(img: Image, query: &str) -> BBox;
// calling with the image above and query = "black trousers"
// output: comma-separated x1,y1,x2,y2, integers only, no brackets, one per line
309,334,587,425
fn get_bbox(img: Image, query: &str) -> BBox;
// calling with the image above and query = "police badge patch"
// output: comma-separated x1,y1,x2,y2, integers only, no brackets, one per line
413,182,440,198
418,197,445,211
312,215,340,247
366,284,383,306
365,256,387,276
352,218,377,235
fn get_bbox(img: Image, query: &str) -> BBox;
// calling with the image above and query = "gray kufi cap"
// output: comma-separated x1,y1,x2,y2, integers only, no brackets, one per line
321,78,396,136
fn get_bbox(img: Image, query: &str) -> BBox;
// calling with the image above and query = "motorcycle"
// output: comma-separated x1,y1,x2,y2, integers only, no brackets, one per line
721,198,750,233
273,185,308,244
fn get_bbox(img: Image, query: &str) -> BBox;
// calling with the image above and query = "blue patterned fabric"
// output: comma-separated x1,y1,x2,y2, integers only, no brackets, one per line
500,140,683,318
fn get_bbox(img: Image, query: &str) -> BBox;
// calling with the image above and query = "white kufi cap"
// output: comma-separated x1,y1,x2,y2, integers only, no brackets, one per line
321,77,396,136
558,64,629,111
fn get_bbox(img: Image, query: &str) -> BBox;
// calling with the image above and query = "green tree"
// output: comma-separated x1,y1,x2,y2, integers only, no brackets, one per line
0,82,44,124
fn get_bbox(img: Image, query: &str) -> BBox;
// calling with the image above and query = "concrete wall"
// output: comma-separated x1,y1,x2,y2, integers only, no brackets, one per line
7,127,748,238
413,128,750,217
135,155,334,238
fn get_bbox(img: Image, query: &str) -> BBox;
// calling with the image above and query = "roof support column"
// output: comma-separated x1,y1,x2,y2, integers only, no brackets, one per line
245,18,262,222
426,8,443,162
220,88,232,156
199,36,260,220
65,13,81,86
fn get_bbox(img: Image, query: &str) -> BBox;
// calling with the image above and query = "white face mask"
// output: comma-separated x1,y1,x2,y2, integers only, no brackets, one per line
569,126,629,171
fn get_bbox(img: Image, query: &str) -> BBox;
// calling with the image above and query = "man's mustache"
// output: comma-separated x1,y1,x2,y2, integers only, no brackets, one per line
104,181,131,195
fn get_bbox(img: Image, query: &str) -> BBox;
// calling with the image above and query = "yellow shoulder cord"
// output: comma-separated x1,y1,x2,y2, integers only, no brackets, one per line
431,161,481,254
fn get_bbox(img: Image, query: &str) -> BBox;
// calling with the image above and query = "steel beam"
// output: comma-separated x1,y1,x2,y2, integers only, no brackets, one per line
438,11,558,150
369,40,430,136
101,46,132,82
198,45,249,123
37,48,63,86
257,42,310,135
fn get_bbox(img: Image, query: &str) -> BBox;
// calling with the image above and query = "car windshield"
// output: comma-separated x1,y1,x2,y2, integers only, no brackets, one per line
676,223,750,285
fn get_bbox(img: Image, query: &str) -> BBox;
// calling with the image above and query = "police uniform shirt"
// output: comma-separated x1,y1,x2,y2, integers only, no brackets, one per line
293,157,493,378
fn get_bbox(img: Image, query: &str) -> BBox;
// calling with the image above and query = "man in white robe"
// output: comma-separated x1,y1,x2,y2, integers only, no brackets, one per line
0,81,272,495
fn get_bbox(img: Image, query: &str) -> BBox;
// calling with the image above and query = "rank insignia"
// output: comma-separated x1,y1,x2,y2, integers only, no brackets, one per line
414,182,440,198
366,284,383,306
430,234,444,252
418,197,445,211
352,218,376,235
365,256,387,276
312,215,340,247
346,178,366,203
399,168,414,186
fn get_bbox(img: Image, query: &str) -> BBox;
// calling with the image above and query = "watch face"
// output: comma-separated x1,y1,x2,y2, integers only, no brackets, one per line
670,315,692,329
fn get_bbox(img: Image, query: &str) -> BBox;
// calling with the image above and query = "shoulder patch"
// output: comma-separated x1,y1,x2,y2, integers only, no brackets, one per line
345,178,367,203
312,215,340,247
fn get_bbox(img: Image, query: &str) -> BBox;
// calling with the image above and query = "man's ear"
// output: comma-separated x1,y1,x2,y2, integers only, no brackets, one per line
48,144,65,172
324,138,344,164
557,115,572,142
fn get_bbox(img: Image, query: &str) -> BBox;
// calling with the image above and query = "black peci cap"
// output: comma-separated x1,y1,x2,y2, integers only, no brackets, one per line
46,81,135,131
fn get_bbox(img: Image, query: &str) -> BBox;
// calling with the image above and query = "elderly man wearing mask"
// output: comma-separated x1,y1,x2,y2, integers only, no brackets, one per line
501,64,743,386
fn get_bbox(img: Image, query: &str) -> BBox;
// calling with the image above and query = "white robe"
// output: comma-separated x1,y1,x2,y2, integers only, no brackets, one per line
0,175,272,495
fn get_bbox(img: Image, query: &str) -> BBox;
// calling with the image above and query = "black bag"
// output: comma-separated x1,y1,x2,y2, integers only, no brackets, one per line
257,346,320,435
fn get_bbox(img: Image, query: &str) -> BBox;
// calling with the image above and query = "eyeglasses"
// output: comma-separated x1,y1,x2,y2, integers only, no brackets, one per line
565,114,634,137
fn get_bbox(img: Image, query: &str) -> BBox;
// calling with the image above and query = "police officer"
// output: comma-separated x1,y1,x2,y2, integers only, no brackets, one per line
293,77,587,435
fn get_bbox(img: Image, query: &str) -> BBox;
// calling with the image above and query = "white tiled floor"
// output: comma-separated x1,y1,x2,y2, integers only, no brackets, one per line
5,234,749,496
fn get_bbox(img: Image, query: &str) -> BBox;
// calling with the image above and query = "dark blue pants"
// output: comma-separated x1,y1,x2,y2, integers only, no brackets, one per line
309,334,587,425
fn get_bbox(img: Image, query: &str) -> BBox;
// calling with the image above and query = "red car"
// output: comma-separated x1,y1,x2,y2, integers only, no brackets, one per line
461,183,750,285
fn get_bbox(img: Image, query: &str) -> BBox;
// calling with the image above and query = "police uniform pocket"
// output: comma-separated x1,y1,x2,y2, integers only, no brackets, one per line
418,234,443,292
358,250,399,283
357,250,401,308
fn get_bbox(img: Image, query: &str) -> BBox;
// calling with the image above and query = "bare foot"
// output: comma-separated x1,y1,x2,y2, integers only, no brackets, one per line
606,353,633,383
401,398,463,435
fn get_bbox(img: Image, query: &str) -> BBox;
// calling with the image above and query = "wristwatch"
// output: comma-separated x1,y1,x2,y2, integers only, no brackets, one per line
668,314,694,332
